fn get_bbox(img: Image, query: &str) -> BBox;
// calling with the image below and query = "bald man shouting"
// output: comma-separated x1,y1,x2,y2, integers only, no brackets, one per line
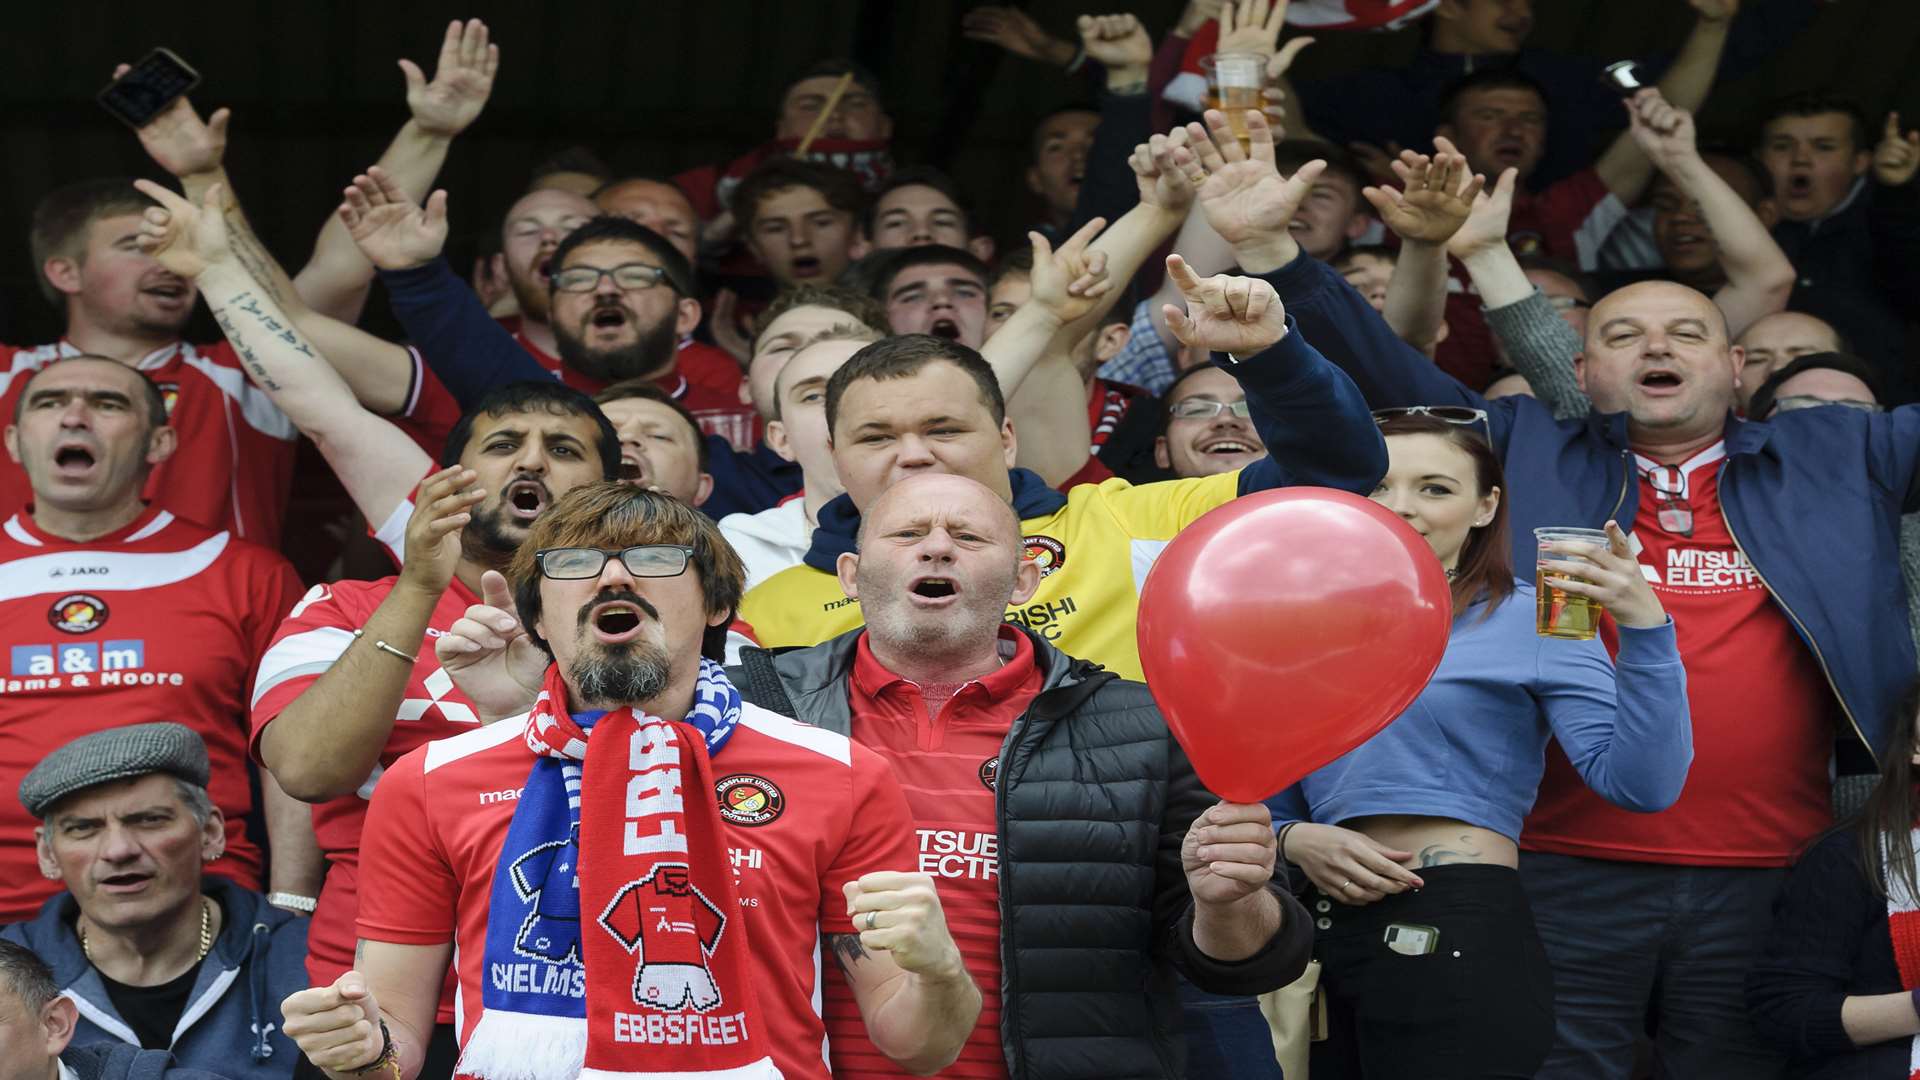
731,471,1311,1080
1268,230,1920,1075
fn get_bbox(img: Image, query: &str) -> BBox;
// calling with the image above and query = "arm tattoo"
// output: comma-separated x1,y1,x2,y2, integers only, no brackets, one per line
827,933,868,975
210,288,321,392
1416,834,1483,867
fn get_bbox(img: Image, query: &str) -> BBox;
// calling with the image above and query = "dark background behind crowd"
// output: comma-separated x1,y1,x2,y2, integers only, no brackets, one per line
4,0,1917,347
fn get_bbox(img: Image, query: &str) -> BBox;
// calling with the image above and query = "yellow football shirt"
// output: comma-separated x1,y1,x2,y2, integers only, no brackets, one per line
735,470,1242,681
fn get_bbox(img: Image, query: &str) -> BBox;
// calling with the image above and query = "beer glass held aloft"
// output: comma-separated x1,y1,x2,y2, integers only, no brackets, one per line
1201,52,1266,151
1534,521,1670,640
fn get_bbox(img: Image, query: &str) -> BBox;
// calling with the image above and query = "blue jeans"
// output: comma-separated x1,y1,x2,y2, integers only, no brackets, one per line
1178,978,1285,1080
1519,851,1788,1080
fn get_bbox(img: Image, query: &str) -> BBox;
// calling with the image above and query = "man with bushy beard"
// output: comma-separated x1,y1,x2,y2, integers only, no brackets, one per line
341,175,796,518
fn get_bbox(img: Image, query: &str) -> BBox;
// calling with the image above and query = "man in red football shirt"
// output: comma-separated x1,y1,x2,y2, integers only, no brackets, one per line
74,21,505,542
0,356,310,922
729,472,1310,1078
280,485,976,1080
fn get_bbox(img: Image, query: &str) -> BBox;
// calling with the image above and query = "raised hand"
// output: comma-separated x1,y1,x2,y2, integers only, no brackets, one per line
131,180,230,279
1026,217,1114,327
281,972,386,1073
337,167,450,271
1874,111,1920,187
1284,822,1424,905
1622,89,1698,172
116,64,228,179
960,6,1076,67
435,569,547,722
1077,13,1153,72
1130,129,1198,213
843,872,968,979
1187,110,1324,256
1446,164,1520,260
398,467,484,595
1161,253,1288,356
1182,801,1280,905
1362,148,1485,246
1539,521,1669,630
1217,0,1289,56
402,18,500,138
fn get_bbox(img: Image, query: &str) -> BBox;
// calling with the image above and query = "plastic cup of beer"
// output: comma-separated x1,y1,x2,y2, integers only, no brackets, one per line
1200,52,1267,150
1534,527,1608,640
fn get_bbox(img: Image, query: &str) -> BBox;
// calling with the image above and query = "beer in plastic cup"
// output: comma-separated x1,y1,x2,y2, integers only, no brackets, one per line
1200,53,1266,150
1534,527,1608,640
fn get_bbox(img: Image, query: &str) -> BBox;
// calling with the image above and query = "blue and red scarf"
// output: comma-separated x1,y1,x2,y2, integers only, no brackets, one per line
458,659,775,1080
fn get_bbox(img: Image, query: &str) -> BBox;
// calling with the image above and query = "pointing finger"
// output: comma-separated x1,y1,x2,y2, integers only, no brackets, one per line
1164,253,1204,296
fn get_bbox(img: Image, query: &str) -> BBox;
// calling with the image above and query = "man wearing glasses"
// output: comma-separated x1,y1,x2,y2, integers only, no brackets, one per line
284,484,972,1080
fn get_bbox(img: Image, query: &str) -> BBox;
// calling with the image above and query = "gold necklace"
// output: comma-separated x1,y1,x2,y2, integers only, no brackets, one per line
79,896,212,967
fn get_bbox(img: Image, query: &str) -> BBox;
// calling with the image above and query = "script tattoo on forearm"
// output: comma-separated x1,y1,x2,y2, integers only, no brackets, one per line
211,289,318,392
1417,834,1483,867
219,202,292,308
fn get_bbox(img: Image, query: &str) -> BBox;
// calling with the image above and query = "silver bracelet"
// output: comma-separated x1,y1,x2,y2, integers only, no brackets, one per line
266,892,318,914
352,628,418,664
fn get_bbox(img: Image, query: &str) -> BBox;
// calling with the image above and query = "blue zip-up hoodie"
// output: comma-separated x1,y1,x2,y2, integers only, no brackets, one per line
1268,584,1692,840
3,880,308,1079
1262,251,1920,759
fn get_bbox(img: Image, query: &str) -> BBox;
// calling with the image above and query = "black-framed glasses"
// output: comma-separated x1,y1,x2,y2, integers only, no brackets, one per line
550,263,674,294
535,545,694,580
1643,465,1693,537
1169,398,1253,420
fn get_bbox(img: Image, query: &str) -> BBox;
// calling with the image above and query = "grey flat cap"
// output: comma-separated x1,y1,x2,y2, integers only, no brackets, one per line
19,723,209,819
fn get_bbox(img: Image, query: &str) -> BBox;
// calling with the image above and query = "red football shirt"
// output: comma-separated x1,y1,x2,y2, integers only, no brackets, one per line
355,702,919,1080
0,341,297,545
1434,169,1627,390
0,505,305,918
1524,442,1838,866
397,324,756,454
825,627,1042,1079
249,574,482,1007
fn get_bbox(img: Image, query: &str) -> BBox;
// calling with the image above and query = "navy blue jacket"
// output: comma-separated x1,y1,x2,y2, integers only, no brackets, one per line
1267,250,1920,759
378,258,801,519
4,880,308,1078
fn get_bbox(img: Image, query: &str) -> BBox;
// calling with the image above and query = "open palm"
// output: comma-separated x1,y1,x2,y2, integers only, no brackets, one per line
338,168,449,271
1196,159,1316,247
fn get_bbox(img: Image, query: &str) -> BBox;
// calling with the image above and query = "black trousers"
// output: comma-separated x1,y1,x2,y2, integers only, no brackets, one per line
293,1022,458,1080
1308,863,1556,1080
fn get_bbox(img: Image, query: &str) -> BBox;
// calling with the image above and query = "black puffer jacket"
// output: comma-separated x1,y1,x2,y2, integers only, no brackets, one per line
732,627,1312,1080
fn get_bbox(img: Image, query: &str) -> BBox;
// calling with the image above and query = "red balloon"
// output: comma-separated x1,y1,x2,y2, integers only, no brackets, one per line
1137,487,1451,802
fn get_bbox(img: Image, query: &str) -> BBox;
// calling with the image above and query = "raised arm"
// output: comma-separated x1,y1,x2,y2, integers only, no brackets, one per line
1006,129,1200,482
259,469,483,802
1447,168,1593,419
132,180,430,524
1655,1,1739,115
1630,91,1792,336
1362,144,1485,357
126,90,425,414
293,19,500,323
344,171,552,407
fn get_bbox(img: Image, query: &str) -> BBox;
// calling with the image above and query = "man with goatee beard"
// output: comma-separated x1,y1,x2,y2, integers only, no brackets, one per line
284,485,971,1080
